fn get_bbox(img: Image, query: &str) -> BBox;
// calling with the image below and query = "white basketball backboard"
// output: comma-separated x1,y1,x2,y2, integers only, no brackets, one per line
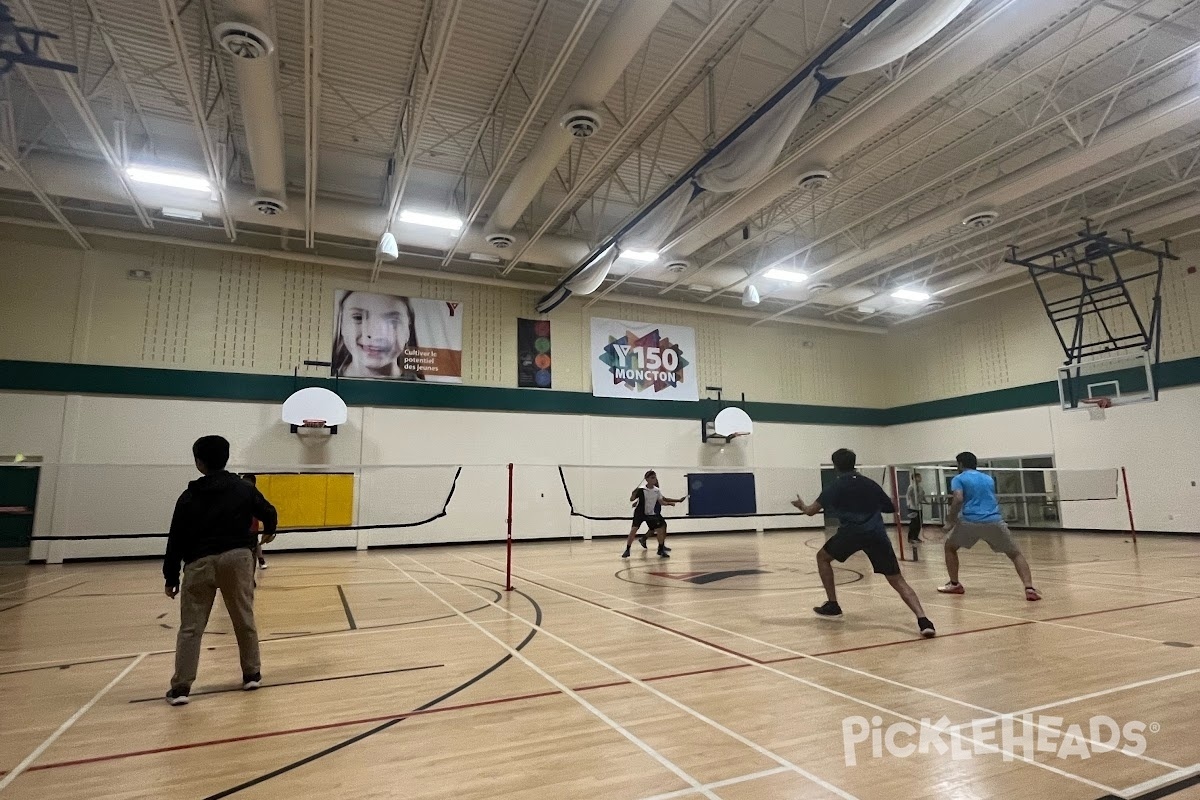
713,407,753,437
282,387,349,427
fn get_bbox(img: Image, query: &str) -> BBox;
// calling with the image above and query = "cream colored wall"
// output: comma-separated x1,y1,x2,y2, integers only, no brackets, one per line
884,248,1200,404
0,225,887,407
5,389,890,561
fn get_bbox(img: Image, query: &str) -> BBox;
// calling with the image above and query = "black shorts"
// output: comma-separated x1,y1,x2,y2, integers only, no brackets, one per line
632,510,666,531
821,527,900,576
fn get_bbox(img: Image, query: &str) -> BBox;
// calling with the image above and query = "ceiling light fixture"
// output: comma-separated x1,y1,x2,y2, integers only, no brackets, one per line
399,210,463,231
161,207,204,221
765,268,807,283
618,249,658,262
126,166,211,193
891,288,931,302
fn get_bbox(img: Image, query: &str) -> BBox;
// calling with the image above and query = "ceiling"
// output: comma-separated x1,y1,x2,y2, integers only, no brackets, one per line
1,0,1198,331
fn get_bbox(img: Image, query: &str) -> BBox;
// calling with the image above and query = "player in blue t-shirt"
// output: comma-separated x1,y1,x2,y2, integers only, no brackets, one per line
938,451,1041,601
793,448,935,638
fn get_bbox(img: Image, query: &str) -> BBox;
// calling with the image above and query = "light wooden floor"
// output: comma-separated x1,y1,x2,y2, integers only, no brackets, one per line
1,529,1199,800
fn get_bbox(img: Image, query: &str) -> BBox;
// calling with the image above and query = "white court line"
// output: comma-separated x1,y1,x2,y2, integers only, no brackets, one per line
849,590,1190,646
0,574,75,597
1011,668,1200,717
382,557,723,800
391,555,859,800
468,554,1174,791
637,766,792,800
1118,764,1200,799
0,652,146,793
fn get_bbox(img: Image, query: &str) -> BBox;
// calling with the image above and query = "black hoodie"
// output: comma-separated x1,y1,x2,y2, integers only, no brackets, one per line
163,470,278,587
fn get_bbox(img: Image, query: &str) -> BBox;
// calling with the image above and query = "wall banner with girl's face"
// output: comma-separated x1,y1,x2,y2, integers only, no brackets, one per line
590,317,699,401
332,290,463,383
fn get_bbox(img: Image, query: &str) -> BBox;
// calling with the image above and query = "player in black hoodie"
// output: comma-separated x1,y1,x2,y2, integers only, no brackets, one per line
163,435,278,705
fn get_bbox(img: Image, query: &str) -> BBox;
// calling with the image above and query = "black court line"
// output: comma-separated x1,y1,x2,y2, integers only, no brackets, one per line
127,664,443,703
0,582,88,613
1095,769,1200,799
204,580,543,800
336,585,357,630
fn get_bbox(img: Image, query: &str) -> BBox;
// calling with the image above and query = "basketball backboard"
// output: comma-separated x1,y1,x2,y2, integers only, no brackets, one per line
703,406,753,444
283,387,348,434
1057,351,1155,412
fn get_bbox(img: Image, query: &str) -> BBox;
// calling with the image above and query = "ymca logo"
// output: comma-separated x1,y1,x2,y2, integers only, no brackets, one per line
647,569,769,585
446,302,459,316
598,328,689,393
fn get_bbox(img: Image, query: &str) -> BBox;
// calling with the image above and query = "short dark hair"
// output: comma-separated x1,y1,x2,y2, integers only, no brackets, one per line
193,436,230,471
956,451,978,470
644,470,656,479
831,448,856,472
241,473,257,485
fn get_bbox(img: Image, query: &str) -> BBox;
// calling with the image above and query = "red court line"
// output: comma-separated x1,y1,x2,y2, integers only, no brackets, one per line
1041,596,1197,622
613,610,764,663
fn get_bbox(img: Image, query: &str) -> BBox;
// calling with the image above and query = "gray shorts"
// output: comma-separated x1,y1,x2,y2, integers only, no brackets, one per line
948,520,1020,555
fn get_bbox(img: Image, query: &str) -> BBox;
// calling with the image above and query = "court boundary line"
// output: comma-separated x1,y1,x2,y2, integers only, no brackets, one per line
384,557,723,800
468,555,1180,784
0,653,145,792
125,664,444,703
637,766,793,800
1012,668,1200,717
335,585,357,630
395,555,860,800
0,582,88,613
0,574,77,595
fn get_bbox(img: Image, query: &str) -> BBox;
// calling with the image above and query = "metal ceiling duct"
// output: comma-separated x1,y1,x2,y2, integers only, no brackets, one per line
215,0,288,216
481,0,676,245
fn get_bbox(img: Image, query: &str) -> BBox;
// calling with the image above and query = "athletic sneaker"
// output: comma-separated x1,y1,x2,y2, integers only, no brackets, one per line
917,617,936,638
813,601,843,617
621,548,631,559
657,547,670,558
258,558,269,570
242,673,262,691
637,534,648,549
1025,587,1042,601
937,581,965,595
165,688,190,706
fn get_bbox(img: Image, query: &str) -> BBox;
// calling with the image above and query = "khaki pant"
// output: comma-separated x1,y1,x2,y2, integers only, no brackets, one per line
171,548,260,692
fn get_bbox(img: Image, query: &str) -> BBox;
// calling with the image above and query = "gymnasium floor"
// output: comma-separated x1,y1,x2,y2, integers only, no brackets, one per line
1,530,1198,800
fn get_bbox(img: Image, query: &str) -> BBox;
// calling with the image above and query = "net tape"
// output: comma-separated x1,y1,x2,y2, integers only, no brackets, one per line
913,465,1120,502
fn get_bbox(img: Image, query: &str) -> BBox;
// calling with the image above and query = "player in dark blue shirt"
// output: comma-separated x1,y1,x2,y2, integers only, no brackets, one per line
794,448,935,637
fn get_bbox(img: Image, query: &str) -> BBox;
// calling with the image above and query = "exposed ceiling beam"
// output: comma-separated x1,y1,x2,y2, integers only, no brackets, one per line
304,0,324,248
158,0,236,239
0,141,90,249
14,0,154,229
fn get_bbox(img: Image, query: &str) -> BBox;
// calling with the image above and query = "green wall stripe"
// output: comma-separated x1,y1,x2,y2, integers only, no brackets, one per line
3,356,1199,426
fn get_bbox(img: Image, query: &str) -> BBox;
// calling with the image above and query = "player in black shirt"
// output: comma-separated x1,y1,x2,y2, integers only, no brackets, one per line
793,448,935,637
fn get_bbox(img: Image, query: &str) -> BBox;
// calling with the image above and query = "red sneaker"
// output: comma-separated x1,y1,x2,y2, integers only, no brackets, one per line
937,582,965,595
1025,587,1042,601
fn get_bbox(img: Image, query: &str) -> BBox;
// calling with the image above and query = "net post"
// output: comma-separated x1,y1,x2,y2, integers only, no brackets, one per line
889,466,907,562
1121,466,1137,543
505,463,514,591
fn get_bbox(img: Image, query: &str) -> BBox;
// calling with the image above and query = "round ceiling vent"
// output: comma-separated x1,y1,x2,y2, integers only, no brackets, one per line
962,211,998,230
923,299,946,310
214,22,274,59
251,197,286,216
797,170,833,191
807,282,833,293
486,232,515,249
664,260,688,274
560,109,601,138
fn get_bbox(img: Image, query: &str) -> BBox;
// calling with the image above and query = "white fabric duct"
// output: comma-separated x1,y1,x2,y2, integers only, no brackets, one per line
616,181,694,252
220,0,287,205
695,77,820,193
484,0,675,237
822,0,974,78
669,0,1065,258
565,247,618,294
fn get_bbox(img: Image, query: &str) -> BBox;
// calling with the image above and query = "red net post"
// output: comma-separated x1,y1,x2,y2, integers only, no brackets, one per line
505,463,514,591
1121,466,1137,544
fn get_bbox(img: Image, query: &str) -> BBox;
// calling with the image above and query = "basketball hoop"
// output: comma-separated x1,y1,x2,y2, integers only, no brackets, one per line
1080,397,1113,409
301,419,327,428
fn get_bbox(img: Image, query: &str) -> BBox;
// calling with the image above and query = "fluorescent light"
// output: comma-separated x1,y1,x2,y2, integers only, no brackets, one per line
857,304,877,314
618,249,658,262
161,206,203,221
126,166,211,192
765,268,807,283
399,210,463,231
891,288,931,302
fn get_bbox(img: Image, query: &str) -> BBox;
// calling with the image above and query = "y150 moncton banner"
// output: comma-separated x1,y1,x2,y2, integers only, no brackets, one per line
590,318,699,401
333,290,463,383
